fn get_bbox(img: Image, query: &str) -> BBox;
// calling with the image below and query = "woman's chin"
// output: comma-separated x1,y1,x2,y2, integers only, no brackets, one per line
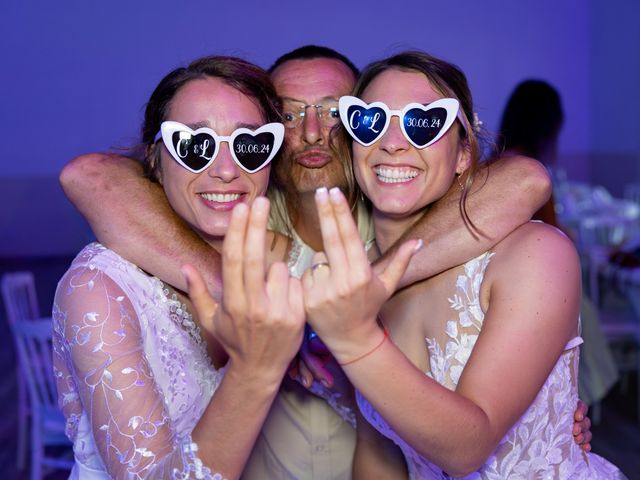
192,219,230,245
371,198,420,219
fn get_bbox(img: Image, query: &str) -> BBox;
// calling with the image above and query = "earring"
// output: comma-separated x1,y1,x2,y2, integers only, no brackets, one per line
456,173,465,192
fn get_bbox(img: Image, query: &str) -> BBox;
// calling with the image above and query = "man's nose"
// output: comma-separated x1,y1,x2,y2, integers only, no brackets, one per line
302,106,323,145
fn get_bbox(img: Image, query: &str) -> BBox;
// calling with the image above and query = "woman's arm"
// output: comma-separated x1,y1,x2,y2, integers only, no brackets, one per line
378,155,552,288
53,266,282,478
303,190,581,476
53,199,304,479
60,153,222,298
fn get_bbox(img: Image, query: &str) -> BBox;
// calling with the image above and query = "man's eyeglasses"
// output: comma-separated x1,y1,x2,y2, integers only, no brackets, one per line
282,100,340,129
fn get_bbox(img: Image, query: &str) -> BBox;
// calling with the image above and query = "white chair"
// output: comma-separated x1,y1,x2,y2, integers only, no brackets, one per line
2,272,73,479
2,271,39,470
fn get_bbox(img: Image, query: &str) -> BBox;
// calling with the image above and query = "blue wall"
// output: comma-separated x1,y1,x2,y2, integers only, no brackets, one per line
1,0,638,256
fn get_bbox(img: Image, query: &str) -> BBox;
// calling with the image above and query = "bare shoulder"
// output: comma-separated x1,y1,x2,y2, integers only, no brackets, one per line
488,221,581,290
479,221,581,344
494,221,578,267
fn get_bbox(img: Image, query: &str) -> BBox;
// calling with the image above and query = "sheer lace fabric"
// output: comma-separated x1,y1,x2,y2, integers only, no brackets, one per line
53,243,226,479
357,252,623,479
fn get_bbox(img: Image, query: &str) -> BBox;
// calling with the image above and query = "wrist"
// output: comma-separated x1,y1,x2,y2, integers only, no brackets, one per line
226,358,286,392
329,323,386,366
338,328,388,366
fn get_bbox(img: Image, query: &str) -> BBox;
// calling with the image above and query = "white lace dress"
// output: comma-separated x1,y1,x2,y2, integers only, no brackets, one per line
357,252,624,479
53,243,226,479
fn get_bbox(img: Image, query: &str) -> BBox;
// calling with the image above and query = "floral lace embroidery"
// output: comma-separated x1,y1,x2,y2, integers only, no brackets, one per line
287,236,304,274
52,243,227,478
309,382,356,428
357,252,622,479
175,439,226,480
425,253,492,388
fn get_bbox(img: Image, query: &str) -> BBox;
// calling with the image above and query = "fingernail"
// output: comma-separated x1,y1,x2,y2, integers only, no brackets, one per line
253,196,268,211
321,379,330,388
316,187,329,203
329,187,342,202
232,202,248,217
413,239,424,252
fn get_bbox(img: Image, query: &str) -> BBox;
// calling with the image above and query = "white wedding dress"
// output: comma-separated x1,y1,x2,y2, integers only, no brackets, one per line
53,243,226,479
357,252,624,479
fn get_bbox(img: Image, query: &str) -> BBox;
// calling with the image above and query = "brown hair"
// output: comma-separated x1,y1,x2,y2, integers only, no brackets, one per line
141,55,282,181
347,50,484,234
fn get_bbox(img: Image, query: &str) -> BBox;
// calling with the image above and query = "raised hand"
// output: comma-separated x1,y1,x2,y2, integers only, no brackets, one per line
302,187,421,365
184,197,305,384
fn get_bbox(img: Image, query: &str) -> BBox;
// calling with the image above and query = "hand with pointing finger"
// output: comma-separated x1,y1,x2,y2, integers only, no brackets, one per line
302,187,422,365
184,197,305,385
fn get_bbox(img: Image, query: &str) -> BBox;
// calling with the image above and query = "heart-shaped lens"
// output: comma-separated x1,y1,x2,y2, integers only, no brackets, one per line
403,107,449,147
233,132,275,172
345,105,388,145
171,131,217,171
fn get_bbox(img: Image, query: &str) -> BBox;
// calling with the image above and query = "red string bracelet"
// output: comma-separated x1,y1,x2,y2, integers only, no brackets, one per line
339,328,388,366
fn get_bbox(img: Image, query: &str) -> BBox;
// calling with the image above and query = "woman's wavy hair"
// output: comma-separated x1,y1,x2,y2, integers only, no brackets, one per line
140,55,282,181
337,50,486,235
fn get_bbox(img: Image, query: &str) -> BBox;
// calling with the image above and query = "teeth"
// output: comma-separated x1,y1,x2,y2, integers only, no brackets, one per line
200,193,241,203
374,167,419,184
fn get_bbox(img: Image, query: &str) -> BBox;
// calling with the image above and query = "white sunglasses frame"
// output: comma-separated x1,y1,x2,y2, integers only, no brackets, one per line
338,96,465,149
155,121,285,174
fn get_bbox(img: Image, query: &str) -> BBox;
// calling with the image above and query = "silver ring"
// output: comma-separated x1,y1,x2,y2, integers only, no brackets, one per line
311,262,330,273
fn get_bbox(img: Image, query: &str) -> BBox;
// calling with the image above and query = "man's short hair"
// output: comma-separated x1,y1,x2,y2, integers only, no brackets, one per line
268,45,359,78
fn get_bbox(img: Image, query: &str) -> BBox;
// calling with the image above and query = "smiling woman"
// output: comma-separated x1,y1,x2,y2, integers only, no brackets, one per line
301,51,625,479
51,55,304,480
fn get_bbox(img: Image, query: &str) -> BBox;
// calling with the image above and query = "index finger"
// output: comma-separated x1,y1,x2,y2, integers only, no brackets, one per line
315,187,349,279
329,187,369,274
243,197,270,302
221,203,249,308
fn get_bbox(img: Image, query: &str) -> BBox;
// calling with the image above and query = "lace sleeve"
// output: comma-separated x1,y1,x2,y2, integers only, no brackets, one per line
53,264,225,479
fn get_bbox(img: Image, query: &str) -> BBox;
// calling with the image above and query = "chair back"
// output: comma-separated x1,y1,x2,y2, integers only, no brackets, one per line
11,319,60,411
2,271,41,326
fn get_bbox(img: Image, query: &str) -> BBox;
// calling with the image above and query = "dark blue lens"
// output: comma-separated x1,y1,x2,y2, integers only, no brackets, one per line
233,132,275,171
403,107,448,147
346,105,387,144
172,132,216,171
